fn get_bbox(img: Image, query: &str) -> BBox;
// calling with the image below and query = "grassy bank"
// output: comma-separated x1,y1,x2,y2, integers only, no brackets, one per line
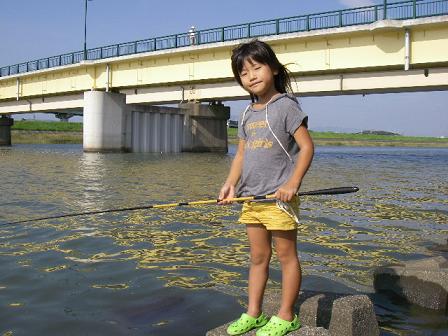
11,120,83,144
227,128,448,147
12,120,82,132
12,130,83,144
310,130,448,147
10,120,448,147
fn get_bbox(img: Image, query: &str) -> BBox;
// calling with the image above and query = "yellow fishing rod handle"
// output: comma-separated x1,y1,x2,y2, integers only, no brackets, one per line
150,194,277,208
224,194,277,203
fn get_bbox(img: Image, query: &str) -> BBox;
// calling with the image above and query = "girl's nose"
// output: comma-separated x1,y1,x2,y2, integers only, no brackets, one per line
248,70,257,81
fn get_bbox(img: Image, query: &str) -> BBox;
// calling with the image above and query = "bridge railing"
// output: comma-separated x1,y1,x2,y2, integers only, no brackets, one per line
1,0,447,78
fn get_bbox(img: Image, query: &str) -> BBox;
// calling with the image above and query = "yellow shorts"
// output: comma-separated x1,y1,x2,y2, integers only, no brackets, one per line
238,197,300,231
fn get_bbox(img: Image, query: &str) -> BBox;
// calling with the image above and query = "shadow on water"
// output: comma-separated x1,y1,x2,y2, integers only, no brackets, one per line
373,291,448,336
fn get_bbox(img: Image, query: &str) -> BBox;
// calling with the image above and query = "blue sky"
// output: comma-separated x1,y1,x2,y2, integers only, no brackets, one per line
0,0,446,136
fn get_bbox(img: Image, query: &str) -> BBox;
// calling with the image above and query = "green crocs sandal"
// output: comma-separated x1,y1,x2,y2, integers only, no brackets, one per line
255,315,301,336
227,312,269,335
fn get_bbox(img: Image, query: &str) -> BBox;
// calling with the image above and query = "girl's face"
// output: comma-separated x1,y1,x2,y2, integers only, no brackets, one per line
239,58,278,101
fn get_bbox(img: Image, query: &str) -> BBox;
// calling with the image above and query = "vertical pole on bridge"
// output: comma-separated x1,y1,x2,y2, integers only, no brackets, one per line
383,0,387,20
84,0,88,60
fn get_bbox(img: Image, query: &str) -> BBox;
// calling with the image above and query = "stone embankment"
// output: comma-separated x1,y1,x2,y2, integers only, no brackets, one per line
207,291,379,336
208,252,448,335
374,255,448,310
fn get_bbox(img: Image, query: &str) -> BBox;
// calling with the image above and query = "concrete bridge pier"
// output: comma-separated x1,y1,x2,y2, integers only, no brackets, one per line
129,105,184,153
0,115,14,146
83,91,129,152
83,91,230,153
180,101,230,152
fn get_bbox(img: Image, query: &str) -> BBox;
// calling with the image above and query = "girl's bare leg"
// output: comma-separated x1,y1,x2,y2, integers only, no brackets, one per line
272,229,301,321
246,224,272,317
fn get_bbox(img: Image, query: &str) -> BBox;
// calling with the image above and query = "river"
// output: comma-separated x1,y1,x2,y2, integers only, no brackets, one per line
0,144,447,335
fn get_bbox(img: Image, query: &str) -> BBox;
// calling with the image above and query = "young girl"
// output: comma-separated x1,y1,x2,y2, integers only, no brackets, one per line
218,40,314,336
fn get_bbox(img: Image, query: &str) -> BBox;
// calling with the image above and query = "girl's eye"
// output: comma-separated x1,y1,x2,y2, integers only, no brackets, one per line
240,72,247,77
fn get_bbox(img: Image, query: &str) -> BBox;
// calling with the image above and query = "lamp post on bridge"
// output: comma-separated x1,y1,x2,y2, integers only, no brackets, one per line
83,0,93,61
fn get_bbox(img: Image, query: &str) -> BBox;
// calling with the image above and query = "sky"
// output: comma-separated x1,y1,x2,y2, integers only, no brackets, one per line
0,0,446,136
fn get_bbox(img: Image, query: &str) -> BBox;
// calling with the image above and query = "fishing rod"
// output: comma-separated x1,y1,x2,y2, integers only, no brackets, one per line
2,187,358,226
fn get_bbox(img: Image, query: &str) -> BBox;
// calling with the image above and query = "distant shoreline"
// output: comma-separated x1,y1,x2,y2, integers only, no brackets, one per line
12,130,448,148
228,136,448,148
228,128,448,148
10,121,448,148
12,130,83,144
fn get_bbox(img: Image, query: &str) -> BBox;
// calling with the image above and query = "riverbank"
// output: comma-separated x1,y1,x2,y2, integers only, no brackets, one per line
10,120,448,147
12,130,83,144
228,128,448,148
11,120,83,144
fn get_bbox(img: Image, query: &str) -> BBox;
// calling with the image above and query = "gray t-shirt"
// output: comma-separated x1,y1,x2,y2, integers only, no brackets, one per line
237,93,308,197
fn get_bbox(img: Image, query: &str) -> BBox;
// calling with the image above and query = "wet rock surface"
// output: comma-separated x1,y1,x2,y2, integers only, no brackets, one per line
374,256,448,310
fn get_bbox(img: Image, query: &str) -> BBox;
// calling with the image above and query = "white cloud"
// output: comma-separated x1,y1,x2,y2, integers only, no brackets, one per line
339,0,376,7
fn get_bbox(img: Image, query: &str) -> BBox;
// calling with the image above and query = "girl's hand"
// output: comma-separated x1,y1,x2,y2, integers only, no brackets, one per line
218,183,235,205
275,180,301,202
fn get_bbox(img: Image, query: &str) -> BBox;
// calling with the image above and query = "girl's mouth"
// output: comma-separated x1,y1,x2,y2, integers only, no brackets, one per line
250,81,262,88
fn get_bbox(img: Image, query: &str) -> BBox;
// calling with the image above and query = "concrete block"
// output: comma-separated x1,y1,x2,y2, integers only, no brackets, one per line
297,326,331,336
207,290,379,336
296,293,333,327
428,239,448,253
206,323,330,336
328,295,379,336
374,256,448,310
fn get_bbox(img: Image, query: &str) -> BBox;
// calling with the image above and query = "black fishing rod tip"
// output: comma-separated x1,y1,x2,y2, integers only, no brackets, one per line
342,186,359,194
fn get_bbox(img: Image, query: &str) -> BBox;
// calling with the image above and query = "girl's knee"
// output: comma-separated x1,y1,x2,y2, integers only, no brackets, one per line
276,248,298,265
273,232,298,264
250,250,271,266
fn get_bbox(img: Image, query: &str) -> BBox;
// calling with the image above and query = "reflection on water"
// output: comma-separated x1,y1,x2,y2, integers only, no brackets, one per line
76,153,108,211
0,144,447,335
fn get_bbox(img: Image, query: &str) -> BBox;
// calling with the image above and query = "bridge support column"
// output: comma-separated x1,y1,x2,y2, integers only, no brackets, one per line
83,91,130,152
179,102,230,152
55,112,75,122
128,105,184,153
0,115,14,146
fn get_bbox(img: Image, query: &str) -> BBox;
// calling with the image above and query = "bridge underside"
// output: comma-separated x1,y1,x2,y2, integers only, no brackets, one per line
123,66,448,105
0,94,83,114
0,67,447,114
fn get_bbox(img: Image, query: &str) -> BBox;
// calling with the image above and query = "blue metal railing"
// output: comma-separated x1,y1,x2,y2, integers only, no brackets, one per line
1,0,447,78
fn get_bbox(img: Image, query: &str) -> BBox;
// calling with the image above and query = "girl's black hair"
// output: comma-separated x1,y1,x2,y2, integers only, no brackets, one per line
231,39,293,101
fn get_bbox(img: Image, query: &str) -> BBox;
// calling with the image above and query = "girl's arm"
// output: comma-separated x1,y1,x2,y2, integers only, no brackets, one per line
218,139,246,204
275,125,314,202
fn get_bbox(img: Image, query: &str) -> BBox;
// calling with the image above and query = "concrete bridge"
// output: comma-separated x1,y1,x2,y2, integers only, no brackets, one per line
0,0,447,150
